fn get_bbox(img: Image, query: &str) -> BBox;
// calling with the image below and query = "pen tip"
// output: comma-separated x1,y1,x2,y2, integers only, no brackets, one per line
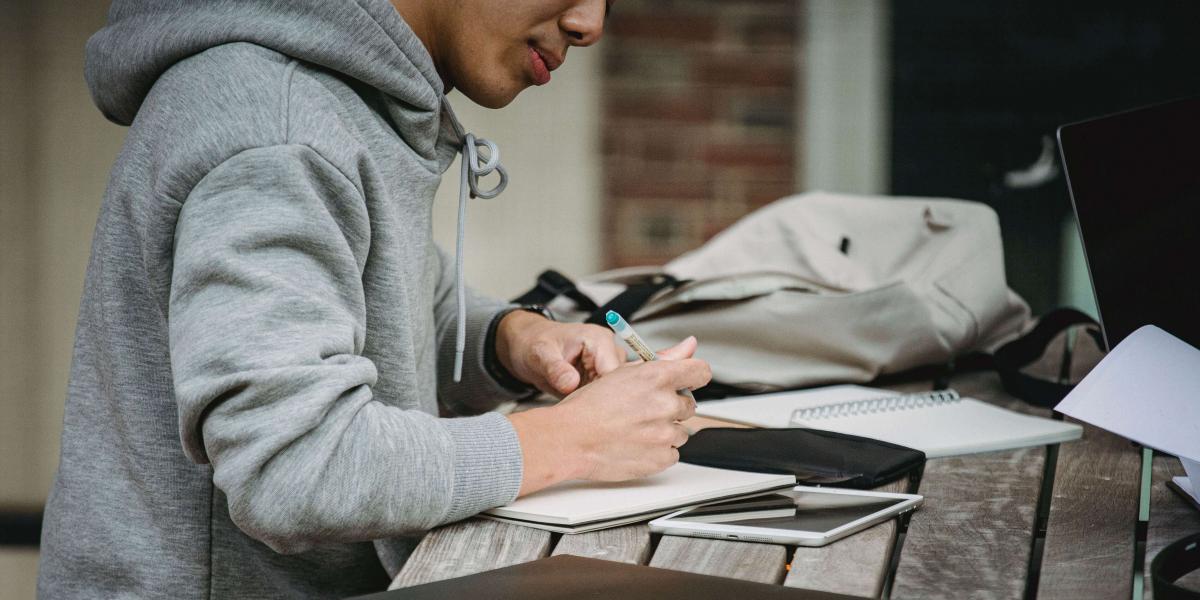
606,311,620,325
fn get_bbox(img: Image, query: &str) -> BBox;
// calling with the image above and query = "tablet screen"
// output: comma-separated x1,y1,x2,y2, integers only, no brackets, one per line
668,490,905,533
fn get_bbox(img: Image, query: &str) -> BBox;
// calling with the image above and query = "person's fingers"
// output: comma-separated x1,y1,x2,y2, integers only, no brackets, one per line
655,357,712,391
587,326,624,375
670,423,691,448
547,360,581,395
532,342,580,394
660,447,681,470
578,338,598,380
655,336,698,361
674,393,696,421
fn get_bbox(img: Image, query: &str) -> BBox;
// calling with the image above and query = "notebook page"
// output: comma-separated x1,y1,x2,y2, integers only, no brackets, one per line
791,398,1082,458
696,384,892,427
486,462,795,525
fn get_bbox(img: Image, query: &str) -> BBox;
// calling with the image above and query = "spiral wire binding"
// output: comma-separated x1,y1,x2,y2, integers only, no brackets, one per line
790,389,961,423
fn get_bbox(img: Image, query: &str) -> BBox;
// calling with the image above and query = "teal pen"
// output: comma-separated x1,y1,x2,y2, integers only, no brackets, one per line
605,310,697,403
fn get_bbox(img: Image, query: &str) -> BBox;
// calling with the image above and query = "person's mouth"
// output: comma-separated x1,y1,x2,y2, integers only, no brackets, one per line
528,45,563,86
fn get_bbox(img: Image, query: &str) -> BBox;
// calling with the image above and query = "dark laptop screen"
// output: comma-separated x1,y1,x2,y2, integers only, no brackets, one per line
1058,97,1200,350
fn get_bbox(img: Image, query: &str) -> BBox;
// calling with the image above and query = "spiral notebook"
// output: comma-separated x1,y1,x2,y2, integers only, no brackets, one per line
696,385,1082,459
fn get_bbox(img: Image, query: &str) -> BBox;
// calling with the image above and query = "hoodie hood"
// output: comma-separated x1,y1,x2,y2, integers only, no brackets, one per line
89,0,510,389
86,0,450,158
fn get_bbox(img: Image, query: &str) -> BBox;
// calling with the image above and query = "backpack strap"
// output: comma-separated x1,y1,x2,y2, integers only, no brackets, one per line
993,307,1104,407
512,269,600,312
511,269,684,325
583,273,683,326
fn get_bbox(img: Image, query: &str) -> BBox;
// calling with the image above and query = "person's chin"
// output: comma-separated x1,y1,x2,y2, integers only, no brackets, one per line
458,78,525,109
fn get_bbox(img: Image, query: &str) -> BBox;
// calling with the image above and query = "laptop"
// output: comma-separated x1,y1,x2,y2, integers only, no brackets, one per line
1057,96,1200,351
1059,98,1200,511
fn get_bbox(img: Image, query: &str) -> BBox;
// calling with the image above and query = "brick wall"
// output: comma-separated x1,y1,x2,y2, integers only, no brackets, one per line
602,0,801,267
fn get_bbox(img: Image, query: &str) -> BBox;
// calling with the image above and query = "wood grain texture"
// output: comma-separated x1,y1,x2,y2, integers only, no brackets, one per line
551,524,653,565
891,367,1047,600
1145,454,1200,599
891,446,1044,600
390,518,551,590
1037,421,1141,600
649,535,788,584
783,478,908,597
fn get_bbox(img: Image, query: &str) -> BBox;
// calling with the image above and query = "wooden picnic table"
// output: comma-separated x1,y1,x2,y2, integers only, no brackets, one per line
388,333,1200,598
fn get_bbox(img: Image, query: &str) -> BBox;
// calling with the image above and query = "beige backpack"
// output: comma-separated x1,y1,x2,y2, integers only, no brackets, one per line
517,192,1032,395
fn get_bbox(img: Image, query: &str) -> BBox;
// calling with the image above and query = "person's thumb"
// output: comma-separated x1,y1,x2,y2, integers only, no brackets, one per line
545,359,581,395
655,336,698,361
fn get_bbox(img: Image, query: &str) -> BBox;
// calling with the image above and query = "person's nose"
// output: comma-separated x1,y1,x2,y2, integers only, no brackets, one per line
560,0,606,47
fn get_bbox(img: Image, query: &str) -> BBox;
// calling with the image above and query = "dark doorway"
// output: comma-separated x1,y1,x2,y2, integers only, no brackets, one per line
890,2,1200,313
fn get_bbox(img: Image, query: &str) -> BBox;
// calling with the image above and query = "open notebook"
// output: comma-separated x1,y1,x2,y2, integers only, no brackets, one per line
696,385,1081,459
482,462,795,534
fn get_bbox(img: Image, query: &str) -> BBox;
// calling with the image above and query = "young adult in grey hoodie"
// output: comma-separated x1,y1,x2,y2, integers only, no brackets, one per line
38,0,711,597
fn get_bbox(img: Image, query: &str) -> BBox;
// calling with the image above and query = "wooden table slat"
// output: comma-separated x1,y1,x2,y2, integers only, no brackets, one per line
783,478,907,598
1036,421,1141,600
1145,454,1200,599
551,524,653,565
649,535,788,584
892,447,1044,600
390,519,551,589
891,370,1047,600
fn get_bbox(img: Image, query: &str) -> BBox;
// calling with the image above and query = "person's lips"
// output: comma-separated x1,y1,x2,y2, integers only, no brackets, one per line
528,45,563,86
535,46,564,71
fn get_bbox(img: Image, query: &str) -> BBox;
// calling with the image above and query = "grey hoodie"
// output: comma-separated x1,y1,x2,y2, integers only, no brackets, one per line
38,1,528,597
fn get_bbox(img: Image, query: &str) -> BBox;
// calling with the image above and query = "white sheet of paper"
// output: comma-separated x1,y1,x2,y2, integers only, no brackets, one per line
1055,325,1200,463
1173,477,1199,505
1183,457,1200,499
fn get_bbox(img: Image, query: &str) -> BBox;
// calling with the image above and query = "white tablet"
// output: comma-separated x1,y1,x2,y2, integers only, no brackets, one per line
649,485,923,547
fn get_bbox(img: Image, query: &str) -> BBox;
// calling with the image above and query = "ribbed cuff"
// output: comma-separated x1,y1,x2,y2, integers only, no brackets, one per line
440,412,524,523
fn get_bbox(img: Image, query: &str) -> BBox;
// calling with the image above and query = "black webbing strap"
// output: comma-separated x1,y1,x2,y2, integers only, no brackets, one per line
993,307,1104,407
511,269,683,327
583,274,682,326
512,269,600,312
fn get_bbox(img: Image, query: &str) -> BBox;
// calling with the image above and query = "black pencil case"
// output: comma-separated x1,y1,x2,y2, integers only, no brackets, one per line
678,427,926,489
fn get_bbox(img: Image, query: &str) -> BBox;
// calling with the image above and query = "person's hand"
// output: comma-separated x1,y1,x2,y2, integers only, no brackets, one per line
494,310,626,397
507,337,709,496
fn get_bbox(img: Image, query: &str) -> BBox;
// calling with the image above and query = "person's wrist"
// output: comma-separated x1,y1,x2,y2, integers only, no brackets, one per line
495,309,549,379
484,308,542,395
547,403,592,481
508,405,589,496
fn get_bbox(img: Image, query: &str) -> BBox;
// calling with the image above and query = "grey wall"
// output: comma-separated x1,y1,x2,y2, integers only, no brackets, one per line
801,0,891,195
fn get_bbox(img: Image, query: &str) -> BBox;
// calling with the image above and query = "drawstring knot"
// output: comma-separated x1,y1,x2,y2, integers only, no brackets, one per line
462,134,508,200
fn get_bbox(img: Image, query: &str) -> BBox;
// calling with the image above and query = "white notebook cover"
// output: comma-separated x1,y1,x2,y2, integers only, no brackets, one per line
697,385,1082,459
482,510,679,535
484,462,795,527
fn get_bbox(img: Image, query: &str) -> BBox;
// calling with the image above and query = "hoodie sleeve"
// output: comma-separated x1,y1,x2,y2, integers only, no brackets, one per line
169,145,523,554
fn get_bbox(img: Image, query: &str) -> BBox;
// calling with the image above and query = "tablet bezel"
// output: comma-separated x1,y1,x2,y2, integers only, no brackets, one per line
648,485,923,547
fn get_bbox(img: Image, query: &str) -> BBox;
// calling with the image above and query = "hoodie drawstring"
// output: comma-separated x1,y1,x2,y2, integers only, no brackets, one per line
445,101,508,382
